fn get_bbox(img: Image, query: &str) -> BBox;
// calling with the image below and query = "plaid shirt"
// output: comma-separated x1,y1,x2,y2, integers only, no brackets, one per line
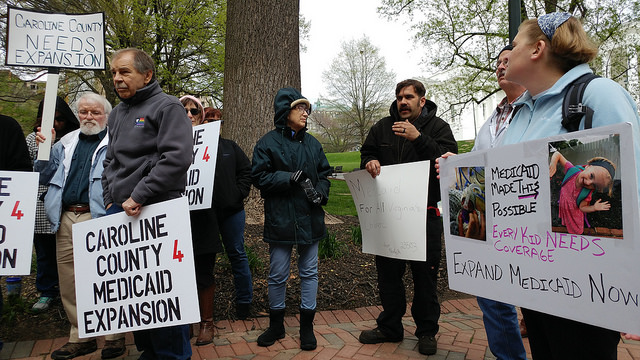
26,132,55,234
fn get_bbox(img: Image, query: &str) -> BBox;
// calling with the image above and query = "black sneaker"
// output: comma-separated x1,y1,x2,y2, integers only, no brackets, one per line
358,328,402,344
51,340,98,360
418,335,437,355
101,338,126,359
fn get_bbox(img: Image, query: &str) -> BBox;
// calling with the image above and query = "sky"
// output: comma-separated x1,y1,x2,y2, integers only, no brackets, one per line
299,0,426,104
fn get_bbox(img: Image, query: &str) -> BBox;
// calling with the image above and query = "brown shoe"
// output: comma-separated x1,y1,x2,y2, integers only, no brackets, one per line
520,318,528,338
101,338,126,359
51,340,97,360
196,320,215,346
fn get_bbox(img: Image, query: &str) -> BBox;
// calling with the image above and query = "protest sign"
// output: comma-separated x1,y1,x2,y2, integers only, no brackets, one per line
5,7,105,69
186,121,220,210
440,123,640,334
72,197,199,337
344,161,429,261
0,171,38,275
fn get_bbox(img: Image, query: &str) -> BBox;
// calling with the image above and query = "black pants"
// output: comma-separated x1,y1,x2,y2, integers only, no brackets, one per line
375,215,442,338
194,253,217,290
521,308,619,360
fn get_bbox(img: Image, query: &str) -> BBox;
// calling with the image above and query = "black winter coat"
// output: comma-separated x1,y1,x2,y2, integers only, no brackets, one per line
360,100,458,207
252,90,331,245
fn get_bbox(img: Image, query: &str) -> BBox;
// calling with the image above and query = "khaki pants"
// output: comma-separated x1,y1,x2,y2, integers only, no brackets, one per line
57,211,125,343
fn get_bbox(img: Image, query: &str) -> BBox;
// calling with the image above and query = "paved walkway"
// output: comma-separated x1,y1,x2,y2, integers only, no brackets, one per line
3,298,640,359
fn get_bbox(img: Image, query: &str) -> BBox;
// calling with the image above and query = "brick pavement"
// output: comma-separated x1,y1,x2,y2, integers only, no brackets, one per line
3,298,640,359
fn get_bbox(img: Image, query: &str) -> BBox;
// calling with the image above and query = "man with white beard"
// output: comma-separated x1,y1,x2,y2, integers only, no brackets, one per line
35,93,126,360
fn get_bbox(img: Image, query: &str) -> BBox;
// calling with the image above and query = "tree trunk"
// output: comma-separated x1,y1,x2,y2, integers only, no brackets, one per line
223,0,301,222
223,0,301,156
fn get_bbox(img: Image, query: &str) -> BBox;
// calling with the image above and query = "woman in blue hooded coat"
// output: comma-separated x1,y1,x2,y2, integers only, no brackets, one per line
251,87,331,351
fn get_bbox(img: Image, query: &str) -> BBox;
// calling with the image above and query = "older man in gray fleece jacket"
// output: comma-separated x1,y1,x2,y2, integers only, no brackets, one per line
102,47,193,360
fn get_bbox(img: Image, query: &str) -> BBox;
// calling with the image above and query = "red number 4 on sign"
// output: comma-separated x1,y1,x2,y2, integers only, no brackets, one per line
173,239,184,262
11,201,24,220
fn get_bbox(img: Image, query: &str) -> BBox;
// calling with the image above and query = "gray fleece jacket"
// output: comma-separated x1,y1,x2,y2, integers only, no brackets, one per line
102,80,192,207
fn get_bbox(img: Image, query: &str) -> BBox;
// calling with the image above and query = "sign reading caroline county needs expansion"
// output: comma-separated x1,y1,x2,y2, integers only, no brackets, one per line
186,121,220,210
5,7,105,69
344,161,429,261
439,123,640,334
72,197,199,337
0,171,38,275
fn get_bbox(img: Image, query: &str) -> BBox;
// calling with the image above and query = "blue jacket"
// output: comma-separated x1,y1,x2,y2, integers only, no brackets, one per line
501,63,640,198
35,129,109,232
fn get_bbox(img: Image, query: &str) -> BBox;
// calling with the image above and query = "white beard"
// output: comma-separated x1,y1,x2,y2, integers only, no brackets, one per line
80,120,105,136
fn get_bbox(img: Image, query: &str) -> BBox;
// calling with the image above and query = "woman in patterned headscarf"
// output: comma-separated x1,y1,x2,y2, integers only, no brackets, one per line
501,13,640,360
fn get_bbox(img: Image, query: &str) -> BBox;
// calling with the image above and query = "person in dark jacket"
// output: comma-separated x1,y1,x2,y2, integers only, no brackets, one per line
180,95,223,346
207,110,254,320
0,114,31,171
0,114,31,351
358,79,457,356
252,87,331,351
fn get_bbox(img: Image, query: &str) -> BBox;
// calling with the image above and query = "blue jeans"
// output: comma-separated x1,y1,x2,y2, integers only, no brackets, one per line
268,242,318,310
34,233,59,298
476,297,526,360
107,203,191,360
220,210,253,304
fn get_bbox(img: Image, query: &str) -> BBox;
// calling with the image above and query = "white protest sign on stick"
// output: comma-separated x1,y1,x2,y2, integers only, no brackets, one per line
6,7,106,160
0,171,38,275
72,197,199,338
440,122,640,334
6,7,106,69
344,161,429,261
186,121,220,210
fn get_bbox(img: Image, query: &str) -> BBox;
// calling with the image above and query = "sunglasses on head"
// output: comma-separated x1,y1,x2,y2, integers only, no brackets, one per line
186,108,200,116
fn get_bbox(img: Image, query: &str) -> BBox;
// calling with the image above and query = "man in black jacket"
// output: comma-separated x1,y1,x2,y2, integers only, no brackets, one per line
359,79,457,356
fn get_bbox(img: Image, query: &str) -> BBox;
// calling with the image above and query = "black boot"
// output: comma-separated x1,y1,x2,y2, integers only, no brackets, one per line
299,308,317,350
257,308,286,347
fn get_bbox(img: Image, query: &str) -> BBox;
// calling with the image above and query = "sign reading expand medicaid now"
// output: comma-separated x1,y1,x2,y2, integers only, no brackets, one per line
186,121,220,210
5,7,105,69
0,171,38,275
72,197,199,338
439,123,640,334
344,161,429,261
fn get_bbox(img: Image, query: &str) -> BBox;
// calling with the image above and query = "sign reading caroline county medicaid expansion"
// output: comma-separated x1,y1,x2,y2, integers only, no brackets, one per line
186,121,220,210
5,7,106,69
72,197,199,337
0,171,38,275
344,161,429,261
439,122,640,334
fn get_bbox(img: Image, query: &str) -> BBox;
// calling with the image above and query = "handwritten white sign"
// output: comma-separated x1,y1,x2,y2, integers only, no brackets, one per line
5,7,105,70
0,171,38,275
186,121,220,210
72,197,199,337
440,123,640,334
344,161,429,261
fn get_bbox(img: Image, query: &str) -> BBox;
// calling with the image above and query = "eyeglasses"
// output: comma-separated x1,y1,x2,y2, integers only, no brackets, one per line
186,108,200,116
496,59,508,69
78,110,104,117
294,104,311,114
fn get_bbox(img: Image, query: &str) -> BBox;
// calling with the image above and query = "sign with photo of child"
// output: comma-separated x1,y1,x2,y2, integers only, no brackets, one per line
439,122,640,334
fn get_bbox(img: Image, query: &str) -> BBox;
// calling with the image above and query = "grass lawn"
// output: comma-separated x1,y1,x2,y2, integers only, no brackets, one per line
323,179,357,216
324,151,360,173
322,139,474,217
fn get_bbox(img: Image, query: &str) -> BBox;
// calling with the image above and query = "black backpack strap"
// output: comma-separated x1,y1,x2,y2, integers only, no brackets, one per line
562,73,599,132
